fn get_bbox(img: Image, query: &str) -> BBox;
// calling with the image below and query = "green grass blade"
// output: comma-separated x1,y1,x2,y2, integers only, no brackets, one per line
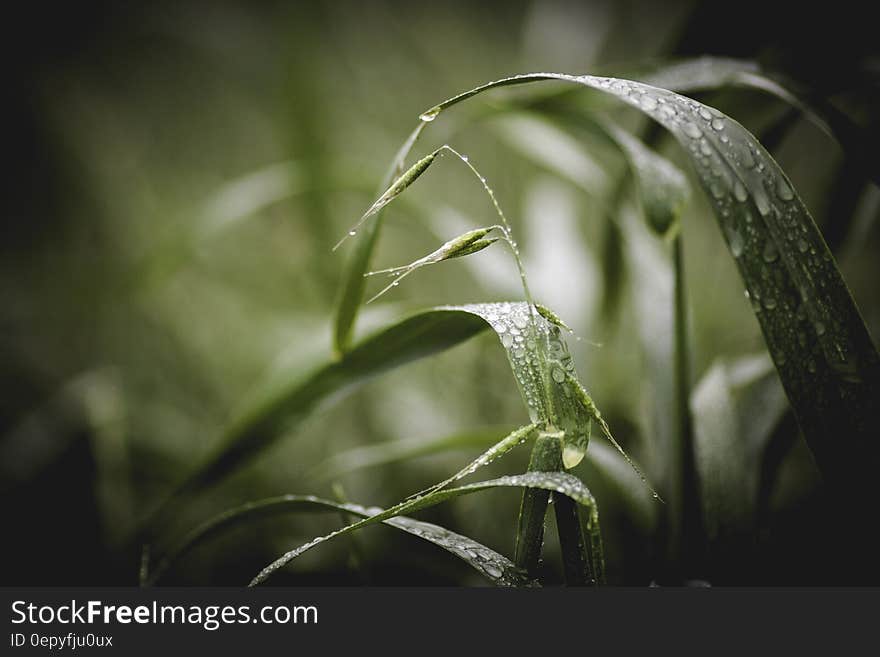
314,428,657,532
599,121,690,235
642,57,880,185
405,423,538,499
690,353,789,540
146,308,490,528
514,431,563,577
447,302,595,469
415,72,880,502
310,425,520,480
249,471,600,586
334,123,426,355
146,495,533,587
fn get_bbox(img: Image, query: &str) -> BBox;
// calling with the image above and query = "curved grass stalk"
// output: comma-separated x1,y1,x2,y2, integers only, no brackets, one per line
145,495,533,587
404,422,538,500
249,471,601,586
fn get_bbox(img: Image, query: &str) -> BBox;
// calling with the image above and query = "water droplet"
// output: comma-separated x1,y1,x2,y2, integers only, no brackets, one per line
776,178,794,201
797,238,808,253
762,240,779,263
640,95,658,111
733,181,748,202
807,359,817,373
419,107,440,122
349,230,357,236
729,230,744,257
682,122,703,139
501,333,514,348
552,368,565,383
763,297,777,310
754,190,771,216
698,107,713,121
711,118,725,131
814,321,826,336
562,445,585,469
461,154,469,162
483,563,503,579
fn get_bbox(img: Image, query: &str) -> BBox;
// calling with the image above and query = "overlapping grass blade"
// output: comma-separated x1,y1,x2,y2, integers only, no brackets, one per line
334,123,427,355
146,495,533,587
599,121,690,235
249,471,600,586
642,56,880,185
690,353,789,539
413,72,880,500
147,307,490,526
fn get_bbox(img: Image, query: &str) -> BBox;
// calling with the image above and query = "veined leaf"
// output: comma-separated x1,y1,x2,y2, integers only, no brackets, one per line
413,72,880,501
250,471,600,586
146,495,533,587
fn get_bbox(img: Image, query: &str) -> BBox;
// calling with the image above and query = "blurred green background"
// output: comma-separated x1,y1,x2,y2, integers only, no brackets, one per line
3,0,878,585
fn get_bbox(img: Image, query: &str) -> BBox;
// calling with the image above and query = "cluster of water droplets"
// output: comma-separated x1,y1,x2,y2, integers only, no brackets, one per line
250,490,534,586
385,513,535,586
445,302,595,469
480,472,600,527
577,74,861,384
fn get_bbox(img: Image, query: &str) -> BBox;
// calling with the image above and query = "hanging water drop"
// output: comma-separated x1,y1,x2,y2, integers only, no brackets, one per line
776,178,794,201
562,445,586,470
762,240,779,263
754,190,771,216
729,230,744,258
419,107,440,122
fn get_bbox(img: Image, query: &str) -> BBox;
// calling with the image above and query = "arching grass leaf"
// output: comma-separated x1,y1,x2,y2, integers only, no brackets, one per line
249,471,600,586
413,72,880,503
642,56,880,186
334,123,426,355
146,495,534,587
147,307,490,527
